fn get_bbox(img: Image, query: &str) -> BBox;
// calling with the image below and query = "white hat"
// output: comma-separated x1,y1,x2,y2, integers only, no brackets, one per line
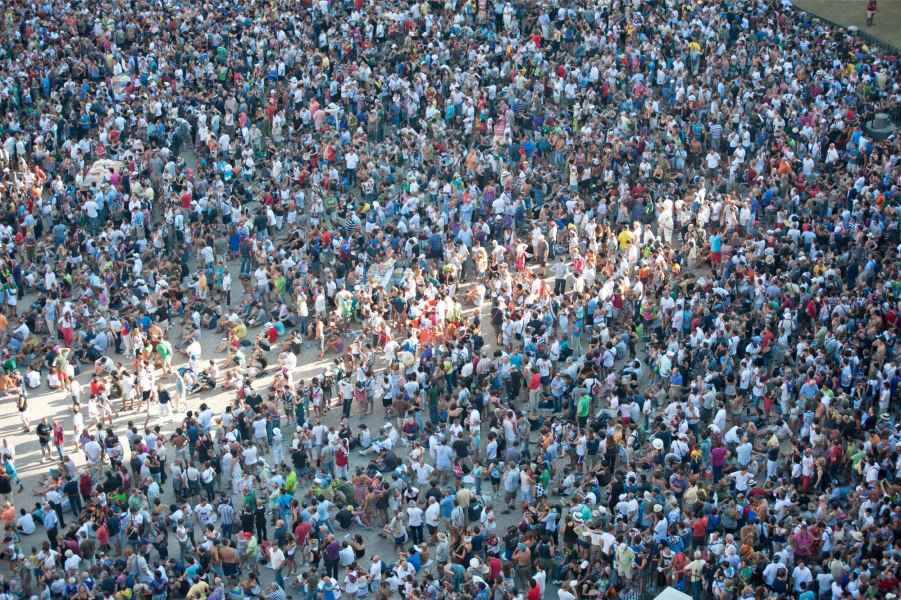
652,438,664,450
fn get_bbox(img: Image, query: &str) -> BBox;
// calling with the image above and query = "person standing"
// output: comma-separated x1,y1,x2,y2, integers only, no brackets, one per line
36,418,52,463
867,0,878,26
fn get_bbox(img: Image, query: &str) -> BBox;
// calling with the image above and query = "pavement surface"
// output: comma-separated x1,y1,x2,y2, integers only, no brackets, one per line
0,234,585,593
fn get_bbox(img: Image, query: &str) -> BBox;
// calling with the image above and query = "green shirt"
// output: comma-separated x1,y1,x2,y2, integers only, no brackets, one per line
577,394,591,417
157,341,172,360
427,385,440,406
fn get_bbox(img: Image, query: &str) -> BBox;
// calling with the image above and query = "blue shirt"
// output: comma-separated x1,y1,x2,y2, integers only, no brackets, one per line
439,495,454,519
799,381,819,398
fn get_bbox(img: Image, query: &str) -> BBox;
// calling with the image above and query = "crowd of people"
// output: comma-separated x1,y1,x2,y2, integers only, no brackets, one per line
0,1,899,600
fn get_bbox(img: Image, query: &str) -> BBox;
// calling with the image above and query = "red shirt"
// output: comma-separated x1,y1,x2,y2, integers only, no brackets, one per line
79,473,93,496
829,445,843,465
528,585,541,600
96,523,109,546
489,557,502,582
336,446,349,468
294,521,311,546
692,517,708,537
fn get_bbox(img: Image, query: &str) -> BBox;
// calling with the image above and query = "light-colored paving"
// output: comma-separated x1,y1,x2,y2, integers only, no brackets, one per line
1,246,571,591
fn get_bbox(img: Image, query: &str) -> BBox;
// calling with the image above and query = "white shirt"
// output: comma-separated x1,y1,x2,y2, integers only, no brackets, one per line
412,462,434,485
792,566,813,592
425,502,441,527
16,513,35,534
406,506,423,527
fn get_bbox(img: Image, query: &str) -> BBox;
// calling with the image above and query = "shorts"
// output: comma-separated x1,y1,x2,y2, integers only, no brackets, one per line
710,251,722,265
223,562,239,577
540,375,550,386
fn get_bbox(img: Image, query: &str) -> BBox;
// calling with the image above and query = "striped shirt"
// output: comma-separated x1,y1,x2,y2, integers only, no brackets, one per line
709,123,723,140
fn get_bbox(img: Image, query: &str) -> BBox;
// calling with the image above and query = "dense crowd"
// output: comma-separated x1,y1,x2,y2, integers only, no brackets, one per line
0,0,899,600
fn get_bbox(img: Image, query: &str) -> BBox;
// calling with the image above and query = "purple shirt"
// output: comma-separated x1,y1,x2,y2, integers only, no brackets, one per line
324,540,341,561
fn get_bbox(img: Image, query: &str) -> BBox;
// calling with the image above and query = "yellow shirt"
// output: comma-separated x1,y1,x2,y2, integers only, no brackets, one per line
617,230,634,250
188,581,210,600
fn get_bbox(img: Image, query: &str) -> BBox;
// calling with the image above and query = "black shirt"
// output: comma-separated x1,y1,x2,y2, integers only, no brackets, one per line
64,480,79,498
292,448,308,470
452,439,469,459
240,511,255,533
36,423,51,444
335,509,352,530
382,451,399,471
425,486,442,504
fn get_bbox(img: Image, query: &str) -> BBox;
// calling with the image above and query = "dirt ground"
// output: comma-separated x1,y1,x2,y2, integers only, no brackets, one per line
791,0,901,50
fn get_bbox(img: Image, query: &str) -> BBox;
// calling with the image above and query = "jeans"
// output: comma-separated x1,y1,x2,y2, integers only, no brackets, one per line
240,257,253,275
429,404,439,424
205,481,216,502
552,395,563,413
68,495,83,517
320,517,334,534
